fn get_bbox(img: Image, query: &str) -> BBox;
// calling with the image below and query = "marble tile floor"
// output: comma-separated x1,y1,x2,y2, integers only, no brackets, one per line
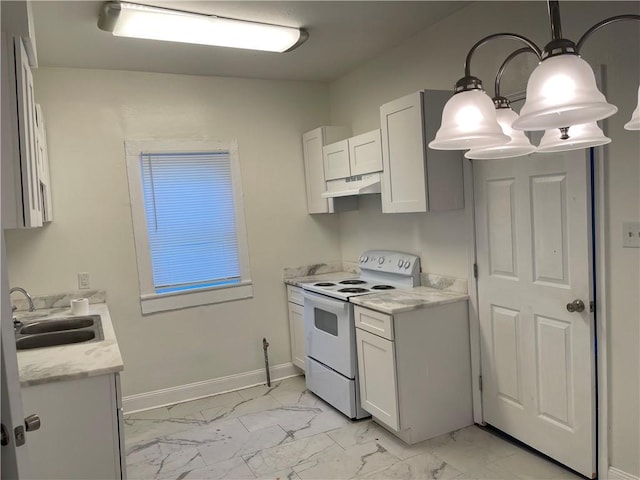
124,376,583,480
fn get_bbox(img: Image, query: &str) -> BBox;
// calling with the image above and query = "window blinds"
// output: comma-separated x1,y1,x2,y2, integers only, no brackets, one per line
140,152,240,294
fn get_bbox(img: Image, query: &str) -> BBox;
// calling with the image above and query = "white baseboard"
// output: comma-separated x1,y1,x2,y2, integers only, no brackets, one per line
122,362,302,414
608,466,640,480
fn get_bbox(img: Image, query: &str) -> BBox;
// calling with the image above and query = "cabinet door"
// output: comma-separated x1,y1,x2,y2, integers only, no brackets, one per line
356,328,399,431
423,91,464,212
35,105,53,222
14,37,41,227
288,302,306,371
380,91,427,213
349,129,382,176
323,139,350,180
21,375,121,479
302,128,333,214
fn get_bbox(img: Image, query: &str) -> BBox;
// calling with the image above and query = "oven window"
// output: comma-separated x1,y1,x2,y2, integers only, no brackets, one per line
314,308,338,336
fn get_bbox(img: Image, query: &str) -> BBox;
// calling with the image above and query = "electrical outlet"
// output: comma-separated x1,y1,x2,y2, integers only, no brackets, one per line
77,272,91,289
622,222,640,248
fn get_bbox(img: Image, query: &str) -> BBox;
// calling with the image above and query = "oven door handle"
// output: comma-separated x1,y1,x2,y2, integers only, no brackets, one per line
303,290,348,311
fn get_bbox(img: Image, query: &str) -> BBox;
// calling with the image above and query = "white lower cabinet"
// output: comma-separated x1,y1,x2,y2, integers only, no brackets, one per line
355,329,399,430
21,373,126,479
287,285,306,371
355,301,473,444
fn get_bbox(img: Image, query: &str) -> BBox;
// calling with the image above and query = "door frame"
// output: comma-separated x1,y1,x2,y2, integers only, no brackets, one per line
464,145,609,478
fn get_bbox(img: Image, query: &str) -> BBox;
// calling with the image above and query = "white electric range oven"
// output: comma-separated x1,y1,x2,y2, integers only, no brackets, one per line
301,250,421,419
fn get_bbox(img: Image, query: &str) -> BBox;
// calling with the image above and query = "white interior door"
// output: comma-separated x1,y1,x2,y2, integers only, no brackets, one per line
1,236,31,478
474,149,596,478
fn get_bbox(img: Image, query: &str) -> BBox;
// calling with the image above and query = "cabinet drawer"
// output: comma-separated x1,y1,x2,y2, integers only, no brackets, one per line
286,285,304,305
355,306,394,340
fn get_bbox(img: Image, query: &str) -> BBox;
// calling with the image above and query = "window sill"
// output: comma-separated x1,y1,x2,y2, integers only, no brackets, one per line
140,281,253,314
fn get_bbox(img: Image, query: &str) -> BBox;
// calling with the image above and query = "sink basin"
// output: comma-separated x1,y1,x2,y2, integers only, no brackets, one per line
15,315,104,351
19,316,96,335
16,330,97,350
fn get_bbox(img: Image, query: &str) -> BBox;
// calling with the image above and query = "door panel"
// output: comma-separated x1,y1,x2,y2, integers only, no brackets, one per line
474,150,595,478
530,174,569,285
491,305,523,407
535,315,573,428
487,178,518,277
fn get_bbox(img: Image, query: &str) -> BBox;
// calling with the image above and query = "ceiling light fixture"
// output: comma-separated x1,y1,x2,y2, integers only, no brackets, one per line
466,48,538,160
429,1,639,156
537,122,611,153
97,2,308,53
625,87,640,130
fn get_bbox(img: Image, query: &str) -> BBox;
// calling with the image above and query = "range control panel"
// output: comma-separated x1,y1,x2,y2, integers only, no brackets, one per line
359,250,421,276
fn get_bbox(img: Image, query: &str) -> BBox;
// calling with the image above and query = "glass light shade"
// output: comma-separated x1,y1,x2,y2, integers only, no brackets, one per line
101,2,305,52
536,122,611,153
465,108,537,160
624,86,640,130
513,55,618,131
429,90,509,150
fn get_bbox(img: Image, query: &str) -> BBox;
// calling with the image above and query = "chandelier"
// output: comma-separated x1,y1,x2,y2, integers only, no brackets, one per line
429,1,639,158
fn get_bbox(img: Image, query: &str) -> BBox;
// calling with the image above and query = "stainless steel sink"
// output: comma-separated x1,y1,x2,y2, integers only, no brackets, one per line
16,315,104,351
19,316,96,335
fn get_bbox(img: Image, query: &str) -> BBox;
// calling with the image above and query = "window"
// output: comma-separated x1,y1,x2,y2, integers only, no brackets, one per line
125,139,252,314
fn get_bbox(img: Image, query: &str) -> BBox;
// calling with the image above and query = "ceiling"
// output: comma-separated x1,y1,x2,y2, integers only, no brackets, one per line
31,1,472,82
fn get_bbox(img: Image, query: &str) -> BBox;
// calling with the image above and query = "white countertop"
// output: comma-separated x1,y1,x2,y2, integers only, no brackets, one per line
349,287,468,315
349,287,469,315
285,272,468,315
15,303,124,387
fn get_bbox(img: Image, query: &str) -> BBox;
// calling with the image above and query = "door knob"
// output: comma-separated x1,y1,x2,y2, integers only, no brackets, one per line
566,299,586,313
24,414,41,432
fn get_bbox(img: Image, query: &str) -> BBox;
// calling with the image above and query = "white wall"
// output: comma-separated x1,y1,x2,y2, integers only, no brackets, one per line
329,1,639,475
5,67,341,396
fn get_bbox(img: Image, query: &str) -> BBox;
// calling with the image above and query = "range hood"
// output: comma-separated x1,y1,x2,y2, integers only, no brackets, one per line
321,173,381,199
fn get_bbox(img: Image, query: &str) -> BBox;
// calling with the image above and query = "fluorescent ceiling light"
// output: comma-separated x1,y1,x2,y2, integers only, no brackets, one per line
98,2,308,53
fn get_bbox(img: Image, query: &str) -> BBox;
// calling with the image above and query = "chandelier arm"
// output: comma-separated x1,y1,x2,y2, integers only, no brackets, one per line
547,1,563,40
494,47,541,98
464,33,542,78
576,15,640,52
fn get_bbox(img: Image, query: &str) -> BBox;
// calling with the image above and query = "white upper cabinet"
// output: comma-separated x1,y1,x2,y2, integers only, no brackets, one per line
349,129,383,176
323,139,350,181
323,129,382,181
302,126,350,214
380,90,464,213
35,104,53,222
1,34,50,228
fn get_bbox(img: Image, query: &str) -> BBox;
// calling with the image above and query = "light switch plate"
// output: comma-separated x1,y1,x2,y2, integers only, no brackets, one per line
622,222,640,248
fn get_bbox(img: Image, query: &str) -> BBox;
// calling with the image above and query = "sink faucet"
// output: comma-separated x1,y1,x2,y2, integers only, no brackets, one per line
10,287,35,312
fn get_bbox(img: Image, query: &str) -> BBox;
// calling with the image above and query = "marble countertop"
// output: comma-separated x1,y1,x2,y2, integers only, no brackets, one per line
285,270,468,315
350,287,468,315
15,303,124,387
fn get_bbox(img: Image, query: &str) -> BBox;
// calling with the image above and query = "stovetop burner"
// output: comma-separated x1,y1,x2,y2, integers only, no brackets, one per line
314,282,336,287
371,285,396,290
338,287,369,293
339,279,367,285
